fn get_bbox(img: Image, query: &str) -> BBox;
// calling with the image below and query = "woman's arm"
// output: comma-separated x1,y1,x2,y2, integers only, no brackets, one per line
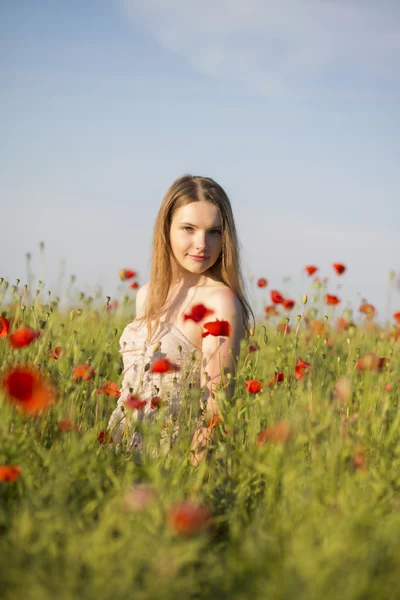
190,289,244,466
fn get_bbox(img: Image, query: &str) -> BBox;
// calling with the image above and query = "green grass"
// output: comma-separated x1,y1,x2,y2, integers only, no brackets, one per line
1,284,400,600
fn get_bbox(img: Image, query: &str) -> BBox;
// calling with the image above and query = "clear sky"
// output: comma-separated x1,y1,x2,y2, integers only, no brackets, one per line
1,0,399,323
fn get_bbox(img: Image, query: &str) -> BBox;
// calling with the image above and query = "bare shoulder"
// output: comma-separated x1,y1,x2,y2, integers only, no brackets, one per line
135,281,150,318
206,284,244,332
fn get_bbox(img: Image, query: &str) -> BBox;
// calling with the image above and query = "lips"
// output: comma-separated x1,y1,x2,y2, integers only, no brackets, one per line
189,255,209,261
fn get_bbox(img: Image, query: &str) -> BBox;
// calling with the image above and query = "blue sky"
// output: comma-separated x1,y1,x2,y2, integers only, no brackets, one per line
1,0,399,323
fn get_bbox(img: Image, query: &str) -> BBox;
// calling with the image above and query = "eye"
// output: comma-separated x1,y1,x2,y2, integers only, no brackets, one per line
211,230,221,235
182,226,193,232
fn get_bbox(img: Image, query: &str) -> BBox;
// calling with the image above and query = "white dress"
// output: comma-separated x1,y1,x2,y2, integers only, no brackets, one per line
107,319,203,454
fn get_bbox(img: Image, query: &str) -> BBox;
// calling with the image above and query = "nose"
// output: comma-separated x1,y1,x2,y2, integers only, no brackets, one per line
195,231,207,252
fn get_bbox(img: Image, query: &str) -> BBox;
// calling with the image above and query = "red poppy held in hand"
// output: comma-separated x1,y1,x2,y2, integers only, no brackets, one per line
332,263,346,275
295,357,311,380
244,379,263,394
201,319,231,338
119,269,136,281
270,290,284,304
150,358,181,374
125,395,147,411
326,294,340,306
305,265,318,276
73,364,96,383
183,303,214,323
0,317,11,338
167,501,212,537
2,366,57,415
8,327,40,349
257,278,268,288
0,465,21,482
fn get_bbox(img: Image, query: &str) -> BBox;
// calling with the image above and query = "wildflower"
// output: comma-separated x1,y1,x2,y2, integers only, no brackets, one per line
150,396,163,409
256,422,293,446
150,358,181,374
359,303,376,319
311,320,326,335
125,395,147,411
354,453,367,472
332,263,346,275
270,290,284,304
167,500,212,536
8,327,40,349
385,384,392,392
257,278,268,288
244,379,263,394
326,294,340,306
130,282,139,289
122,484,157,512
73,364,96,383
183,303,214,323
59,418,80,432
265,305,279,317
51,346,66,360
1,366,57,415
305,265,318,276
201,319,231,338
393,311,400,326
295,357,311,380
96,381,121,398
356,352,386,372
98,430,113,444
265,372,284,386
276,322,291,334
247,342,260,354
0,316,11,338
119,269,136,281
207,413,222,428
0,465,21,483
282,298,295,311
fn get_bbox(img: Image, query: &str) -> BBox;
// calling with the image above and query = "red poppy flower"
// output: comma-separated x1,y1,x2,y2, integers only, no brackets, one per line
73,364,96,383
119,269,136,281
0,465,21,482
207,413,222,428
305,265,318,276
0,317,11,338
96,381,121,398
282,298,295,311
359,303,376,319
393,311,400,326
150,396,163,409
130,282,139,289
183,303,214,323
356,352,386,372
265,305,279,317
295,357,311,380
332,263,346,275
326,294,340,306
354,453,367,472
256,422,293,446
270,290,284,304
50,346,66,360
2,366,57,415
150,358,181,374
106,300,119,311
201,319,231,338
266,372,284,386
311,320,325,335
98,430,113,444
8,327,40,349
59,418,80,432
247,342,260,354
167,501,212,536
244,379,263,394
276,323,291,334
125,395,147,410
257,278,268,288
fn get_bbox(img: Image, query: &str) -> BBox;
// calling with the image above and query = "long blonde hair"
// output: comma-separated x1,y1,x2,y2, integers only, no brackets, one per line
138,174,255,343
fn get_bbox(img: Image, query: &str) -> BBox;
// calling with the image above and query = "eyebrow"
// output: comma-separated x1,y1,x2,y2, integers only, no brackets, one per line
179,222,222,229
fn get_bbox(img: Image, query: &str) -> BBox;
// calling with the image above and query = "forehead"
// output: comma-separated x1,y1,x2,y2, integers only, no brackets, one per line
172,201,221,226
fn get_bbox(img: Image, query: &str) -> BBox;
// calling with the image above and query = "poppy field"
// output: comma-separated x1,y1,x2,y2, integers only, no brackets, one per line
1,265,400,600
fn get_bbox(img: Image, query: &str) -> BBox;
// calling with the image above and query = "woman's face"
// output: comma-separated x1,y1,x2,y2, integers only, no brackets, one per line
169,201,223,281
